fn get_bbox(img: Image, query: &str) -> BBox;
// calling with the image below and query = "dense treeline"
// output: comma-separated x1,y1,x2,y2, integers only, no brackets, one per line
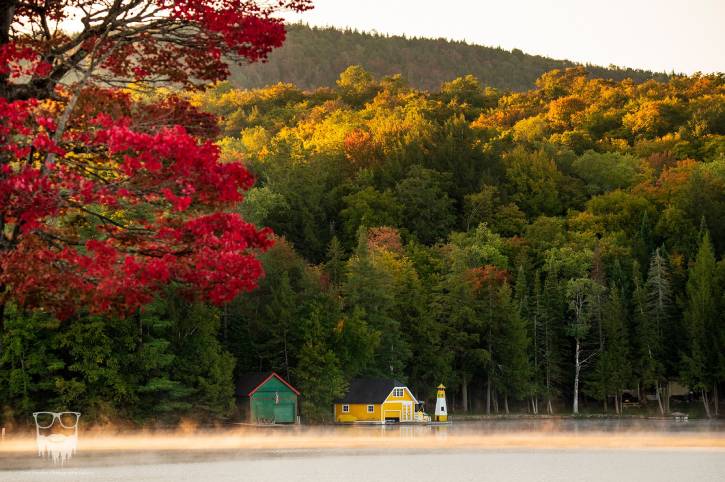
2,67,724,425
228,24,669,92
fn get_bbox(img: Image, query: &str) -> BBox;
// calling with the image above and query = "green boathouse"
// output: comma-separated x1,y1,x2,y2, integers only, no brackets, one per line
237,372,300,424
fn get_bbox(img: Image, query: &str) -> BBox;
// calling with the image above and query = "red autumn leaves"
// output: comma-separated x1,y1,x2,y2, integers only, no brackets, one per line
5,1,312,93
1,0,313,317
467,265,510,293
0,0,311,317
1,97,273,317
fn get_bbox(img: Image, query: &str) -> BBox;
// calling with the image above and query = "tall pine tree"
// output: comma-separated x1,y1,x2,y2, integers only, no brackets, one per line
643,247,673,413
682,232,718,418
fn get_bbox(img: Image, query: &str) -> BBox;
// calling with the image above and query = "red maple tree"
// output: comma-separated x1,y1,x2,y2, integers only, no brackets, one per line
467,265,509,293
0,0,313,321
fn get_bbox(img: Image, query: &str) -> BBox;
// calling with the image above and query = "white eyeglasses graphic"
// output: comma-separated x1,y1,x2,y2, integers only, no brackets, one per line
33,411,81,464
33,412,81,430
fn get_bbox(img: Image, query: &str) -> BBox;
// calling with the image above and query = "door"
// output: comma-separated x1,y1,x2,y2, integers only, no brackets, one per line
274,402,295,423
252,398,275,423
402,401,413,422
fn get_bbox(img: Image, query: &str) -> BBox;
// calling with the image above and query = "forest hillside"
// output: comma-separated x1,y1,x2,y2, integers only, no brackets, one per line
227,24,670,92
2,66,724,425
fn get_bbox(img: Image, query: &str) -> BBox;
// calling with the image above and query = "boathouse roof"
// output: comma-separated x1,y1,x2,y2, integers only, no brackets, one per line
336,378,406,404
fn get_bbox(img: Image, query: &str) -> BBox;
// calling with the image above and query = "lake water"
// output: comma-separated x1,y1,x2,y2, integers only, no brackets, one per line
2,419,724,481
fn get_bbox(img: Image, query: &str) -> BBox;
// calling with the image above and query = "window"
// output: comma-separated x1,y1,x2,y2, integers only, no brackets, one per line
342,405,349,413
441,406,445,412
367,405,374,413
393,388,404,397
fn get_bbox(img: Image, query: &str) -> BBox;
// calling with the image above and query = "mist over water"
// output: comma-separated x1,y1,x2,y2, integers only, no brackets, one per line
2,420,724,481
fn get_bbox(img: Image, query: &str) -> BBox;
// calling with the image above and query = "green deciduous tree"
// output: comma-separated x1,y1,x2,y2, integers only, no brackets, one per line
566,278,606,414
341,187,402,243
395,166,456,244
571,151,643,195
344,228,409,378
337,65,379,106
504,146,563,216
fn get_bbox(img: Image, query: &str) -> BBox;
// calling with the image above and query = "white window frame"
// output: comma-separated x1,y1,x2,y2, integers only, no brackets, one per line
393,388,404,397
367,404,374,413
342,404,349,413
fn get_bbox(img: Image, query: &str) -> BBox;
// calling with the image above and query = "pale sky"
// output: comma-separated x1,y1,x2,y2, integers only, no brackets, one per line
285,0,725,74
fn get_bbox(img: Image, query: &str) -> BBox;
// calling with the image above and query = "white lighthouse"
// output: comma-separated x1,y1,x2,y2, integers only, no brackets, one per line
434,384,448,422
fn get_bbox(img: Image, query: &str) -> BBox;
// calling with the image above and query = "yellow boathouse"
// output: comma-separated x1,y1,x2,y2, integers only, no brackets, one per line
334,378,419,423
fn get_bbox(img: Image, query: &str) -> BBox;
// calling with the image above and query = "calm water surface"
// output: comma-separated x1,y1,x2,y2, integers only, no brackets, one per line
2,419,724,482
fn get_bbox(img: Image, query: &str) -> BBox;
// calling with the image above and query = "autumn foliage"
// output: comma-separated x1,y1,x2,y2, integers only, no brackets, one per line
0,1,313,317
467,265,509,293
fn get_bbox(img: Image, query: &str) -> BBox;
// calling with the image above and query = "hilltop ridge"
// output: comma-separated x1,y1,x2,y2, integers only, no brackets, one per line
228,24,669,91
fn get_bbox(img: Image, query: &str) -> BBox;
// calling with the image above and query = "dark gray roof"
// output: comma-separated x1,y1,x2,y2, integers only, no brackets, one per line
336,378,405,404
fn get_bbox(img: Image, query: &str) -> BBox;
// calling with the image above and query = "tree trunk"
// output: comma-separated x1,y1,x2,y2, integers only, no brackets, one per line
572,343,581,415
638,381,647,407
712,382,720,417
485,372,490,415
702,389,712,419
283,328,290,381
573,338,581,415
532,304,538,415
614,391,620,415
462,376,469,413
543,313,551,415
713,383,719,417
135,308,142,341
0,1,17,45
504,395,509,415
493,390,499,414
655,382,665,415
664,382,671,414
222,304,228,343
597,289,605,415
545,351,553,414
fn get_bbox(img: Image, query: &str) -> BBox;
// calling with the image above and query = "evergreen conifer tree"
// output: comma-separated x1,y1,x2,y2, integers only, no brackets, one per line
682,232,718,417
